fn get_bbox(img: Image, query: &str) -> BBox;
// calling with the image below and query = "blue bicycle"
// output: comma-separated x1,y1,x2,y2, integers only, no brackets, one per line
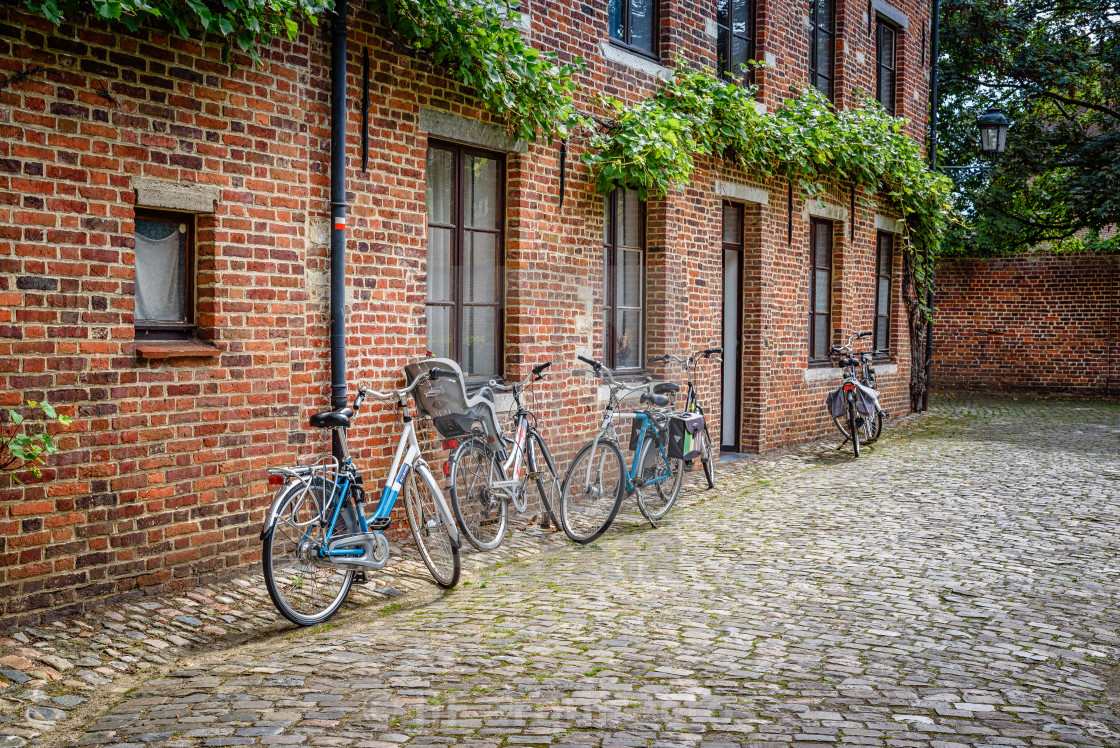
558,355,684,544
261,367,462,626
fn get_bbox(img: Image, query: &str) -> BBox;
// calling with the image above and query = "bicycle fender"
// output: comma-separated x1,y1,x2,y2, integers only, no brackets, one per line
416,462,464,550
260,482,300,540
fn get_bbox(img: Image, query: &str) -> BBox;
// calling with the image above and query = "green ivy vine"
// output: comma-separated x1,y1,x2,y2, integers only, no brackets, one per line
583,65,953,290
20,0,331,64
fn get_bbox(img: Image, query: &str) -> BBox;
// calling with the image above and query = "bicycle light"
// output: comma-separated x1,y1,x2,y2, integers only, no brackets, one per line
843,383,855,391
441,439,458,450
268,474,285,486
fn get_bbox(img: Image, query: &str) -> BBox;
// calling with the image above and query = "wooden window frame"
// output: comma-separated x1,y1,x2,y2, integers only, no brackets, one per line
809,0,835,101
424,140,506,380
133,208,197,342
609,0,661,60
808,217,833,364
717,0,757,84
603,189,647,374
874,231,894,354
876,18,899,116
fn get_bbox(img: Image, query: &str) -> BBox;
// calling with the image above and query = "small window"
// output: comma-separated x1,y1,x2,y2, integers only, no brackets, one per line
874,231,893,352
608,0,659,58
808,218,833,362
134,210,195,341
604,188,646,372
809,0,835,100
717,0,755,82
425,142,505,378
876,19,898,115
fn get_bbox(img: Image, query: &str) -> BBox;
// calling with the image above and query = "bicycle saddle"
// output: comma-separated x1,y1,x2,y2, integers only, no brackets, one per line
309,407,354,430
652,382,680,395
641,392,671,407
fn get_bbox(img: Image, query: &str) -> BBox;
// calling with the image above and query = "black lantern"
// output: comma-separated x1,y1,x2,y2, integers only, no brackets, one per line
978,108,1010,158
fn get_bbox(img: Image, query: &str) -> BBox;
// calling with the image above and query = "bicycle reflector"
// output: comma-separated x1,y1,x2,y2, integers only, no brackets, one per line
268,474,285,486
843,383,856,391
442,462,451,476
441,439,458,450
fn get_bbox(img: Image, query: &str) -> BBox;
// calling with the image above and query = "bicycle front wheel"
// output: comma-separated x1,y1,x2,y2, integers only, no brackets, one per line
263,483,355,626
700,423,716,489
635,436,683,522
404,468,460,588
527,432,562,530
449,437,507,551
560,439,625,544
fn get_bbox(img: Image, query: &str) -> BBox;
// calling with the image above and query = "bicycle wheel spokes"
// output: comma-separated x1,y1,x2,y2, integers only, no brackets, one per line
404,469,461,588
263,486,354,626
560,439,625,544
635,438,682,522
449,438,508,551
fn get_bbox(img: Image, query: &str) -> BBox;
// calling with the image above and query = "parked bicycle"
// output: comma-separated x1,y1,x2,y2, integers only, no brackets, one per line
445,361,563,551
826,332,886,457
260,367,462,626
648,347,721,489
558,355,686,544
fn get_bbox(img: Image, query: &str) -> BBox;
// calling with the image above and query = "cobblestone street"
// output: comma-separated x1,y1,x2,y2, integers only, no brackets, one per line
11,398,1120,748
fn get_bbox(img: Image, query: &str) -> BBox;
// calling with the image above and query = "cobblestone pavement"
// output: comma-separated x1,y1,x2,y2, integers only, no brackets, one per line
9,397,1120,748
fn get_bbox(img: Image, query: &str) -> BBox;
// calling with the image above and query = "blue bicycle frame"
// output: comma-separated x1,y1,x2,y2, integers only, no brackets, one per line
624,412,673,491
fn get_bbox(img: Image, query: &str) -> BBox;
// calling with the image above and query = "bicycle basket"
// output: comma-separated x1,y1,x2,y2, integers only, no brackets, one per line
825,386,847,418
667,412,704,461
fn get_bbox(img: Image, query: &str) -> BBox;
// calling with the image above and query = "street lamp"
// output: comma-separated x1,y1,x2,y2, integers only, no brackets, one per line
978,108,1010,159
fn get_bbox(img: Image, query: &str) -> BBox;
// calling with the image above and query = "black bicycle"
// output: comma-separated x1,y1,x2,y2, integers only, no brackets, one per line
827,332,886,457
648,347,721,489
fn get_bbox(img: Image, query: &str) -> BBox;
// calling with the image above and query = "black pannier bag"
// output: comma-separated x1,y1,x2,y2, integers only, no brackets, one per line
629,417,667,453
667,412,704,461
825,386,848,418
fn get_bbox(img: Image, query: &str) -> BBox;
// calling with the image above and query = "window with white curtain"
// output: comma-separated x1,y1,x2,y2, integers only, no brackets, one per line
134,210,195,340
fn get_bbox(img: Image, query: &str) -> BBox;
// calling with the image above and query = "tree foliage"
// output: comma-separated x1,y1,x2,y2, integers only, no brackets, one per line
940,0,1120,254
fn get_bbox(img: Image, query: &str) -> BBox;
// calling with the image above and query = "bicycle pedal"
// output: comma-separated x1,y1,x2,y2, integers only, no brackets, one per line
368,517,392,531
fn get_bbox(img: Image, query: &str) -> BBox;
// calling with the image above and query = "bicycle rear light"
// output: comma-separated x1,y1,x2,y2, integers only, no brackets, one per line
441,439,458,450
268,474,285,486
843,383,855,391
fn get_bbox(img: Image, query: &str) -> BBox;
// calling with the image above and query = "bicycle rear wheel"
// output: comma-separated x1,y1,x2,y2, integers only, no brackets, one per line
404,468,460,588
847,399,861,457
635,436,683,522
263,482,355,626
560,439,625,544
527,432,561,530
449,437,507,551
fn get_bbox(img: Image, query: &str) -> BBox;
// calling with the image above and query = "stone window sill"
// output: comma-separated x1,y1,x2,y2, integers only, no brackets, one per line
804,365,838,384
135,341,220,359
600,41,672,81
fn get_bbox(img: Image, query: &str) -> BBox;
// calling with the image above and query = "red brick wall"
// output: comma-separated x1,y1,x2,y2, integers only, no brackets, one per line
932,254,1119,395
0,0,928,626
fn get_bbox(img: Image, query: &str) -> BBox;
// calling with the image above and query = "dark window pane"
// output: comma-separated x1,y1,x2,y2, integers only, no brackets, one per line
813,316,830,359
427,227,454,303
426,147,454,224
618,189,642,248
135,217,187,323
876,317,889,348
718,25,730,75
616,309,643,369
878,277,891,315
731,35,750,70
608,0,624,40
629,0,656,52
814,269,830,313
732,0,749,33
463,154,500,229
722,202,742,244
717,0,729,29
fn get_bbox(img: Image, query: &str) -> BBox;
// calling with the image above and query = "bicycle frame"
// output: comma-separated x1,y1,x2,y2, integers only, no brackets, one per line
582,396,671,494
262,405,462,560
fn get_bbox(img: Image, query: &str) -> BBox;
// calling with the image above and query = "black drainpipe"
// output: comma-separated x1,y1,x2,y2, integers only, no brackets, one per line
329,0,350,460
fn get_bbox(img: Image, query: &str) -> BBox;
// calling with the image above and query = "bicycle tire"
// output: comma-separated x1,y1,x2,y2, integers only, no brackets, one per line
700,423,716,489
527,432,562,530
559,439,626,544
448,437,508,551
404,468,461,588
262,482,355,626
635,435,683,522
848,398,861,457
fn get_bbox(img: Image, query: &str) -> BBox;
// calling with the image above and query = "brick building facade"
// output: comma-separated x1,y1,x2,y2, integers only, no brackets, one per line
932,254,1119,395
0,0,931,625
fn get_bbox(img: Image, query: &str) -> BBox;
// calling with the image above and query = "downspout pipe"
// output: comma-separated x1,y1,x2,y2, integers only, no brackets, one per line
330,0,350,459
924,0,939,411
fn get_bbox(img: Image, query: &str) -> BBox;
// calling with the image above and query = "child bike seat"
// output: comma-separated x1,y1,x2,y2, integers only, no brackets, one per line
404,358,507,445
